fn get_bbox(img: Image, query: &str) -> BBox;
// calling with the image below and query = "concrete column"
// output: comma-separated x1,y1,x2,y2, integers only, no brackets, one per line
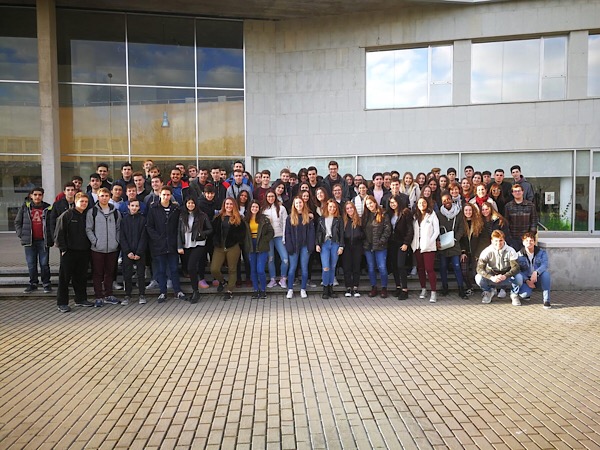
37,0,61,200
453,40,471,106
567,30,588,99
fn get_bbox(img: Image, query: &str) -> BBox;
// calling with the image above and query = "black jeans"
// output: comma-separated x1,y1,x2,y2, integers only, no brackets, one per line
122,255,146,296
185,245,208,291
57,249,90,306
342,241,363,288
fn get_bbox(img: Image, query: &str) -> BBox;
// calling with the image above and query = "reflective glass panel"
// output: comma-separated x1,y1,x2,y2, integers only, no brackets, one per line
197,19,243,88
502,39,539,102
0,83,40,154
128,16,195,87
257,157,356,178
471,42,503,103
0,7,38,81
394,48,428,108
358,153,459,179
129,87,196,156
198,89,244,157
57,10,126,84
59,84,128,155
430,46,453,106
366,50,396,109
541,37,567,100
0,155,41,232
589,35,600,97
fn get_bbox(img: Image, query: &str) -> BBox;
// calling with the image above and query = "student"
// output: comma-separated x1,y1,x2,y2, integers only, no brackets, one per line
114,162,134,191
109,183,124,209
363,195,392,298
244,200,274,299
341,201,365,297
460,203,490,296
48,182,77,249
15,187,52,293
387,195,414,300
177,197,213,303
55,192,93,312
226,169,253,201
167,167,189,205
119,184,148,217
437,194,468,299
285,197,315,299
517,231,552,309
211,197,247,300
253,169,272,205
86,187,122,306
504,184,538,250
120,199,148,305
316,199,345,299
412,197,440,302
263,189,289,289
399,172,420,209
146,186,187,303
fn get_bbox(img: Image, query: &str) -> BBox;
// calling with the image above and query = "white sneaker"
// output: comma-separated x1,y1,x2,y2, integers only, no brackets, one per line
307,281,317,288
112,281,123,290
267,278,278,288
410,266,418,277
419,288,427,299
353,290,361,298
511,293,521,306
497,288,507,298
482,291,492,304
279,278,287,288
490,288,497,300
146,280,159,290
286,289,293,299
300,289,308,298
333,278,339,286
429,291,437,303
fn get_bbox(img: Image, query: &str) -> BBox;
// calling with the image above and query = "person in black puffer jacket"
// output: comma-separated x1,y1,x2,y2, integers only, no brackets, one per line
362,195,392,298
387,195,414,300
341,201,365,298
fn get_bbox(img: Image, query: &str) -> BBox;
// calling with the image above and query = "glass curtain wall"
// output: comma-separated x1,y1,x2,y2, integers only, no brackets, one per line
57,10,244,183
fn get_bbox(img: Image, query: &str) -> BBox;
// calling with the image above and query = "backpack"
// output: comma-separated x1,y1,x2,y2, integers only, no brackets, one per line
91,205,119,234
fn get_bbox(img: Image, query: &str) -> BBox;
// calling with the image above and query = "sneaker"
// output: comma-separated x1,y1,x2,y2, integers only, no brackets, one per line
429,291,437,303
419,288,427,299
104,296,120,305
176,292,187,301
112,281,123,291
300,289,308,299
118,256,123,265
465,288,473,297
543,301,552,309
146,280,160,290
353,289,361,298
57,304,71,313
398,290,408,300
190,291,200,304
410,266,417,277
345,288,352,297
519,293,531,300
94,298,104,307
121,296,130,306
307,281,317,288
166,280,173,290
251,291,260,299
217,281,225,293
198,279,210,289
157,293,167,303
333,278,339,286
511,293,521,306
223,291,233,301
43,285,52,294
497,288,507,298
481,291,492,304
212,279,220,287
490,288,497,301
139,295,147,305
23,284,38,293
75,300,94,307
267,278,278,288
279,278,287,288
286,289,294,299
259,291,267,300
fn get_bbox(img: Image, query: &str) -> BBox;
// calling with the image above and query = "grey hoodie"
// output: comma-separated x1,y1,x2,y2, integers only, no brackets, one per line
85,204,121,253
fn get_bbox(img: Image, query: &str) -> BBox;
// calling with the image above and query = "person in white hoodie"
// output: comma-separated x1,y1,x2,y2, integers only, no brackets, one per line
263,189,289,288
411,197,440,303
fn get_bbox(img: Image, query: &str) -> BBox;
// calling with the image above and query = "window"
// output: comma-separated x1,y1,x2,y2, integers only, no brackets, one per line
366,45,453,109
471,36,567,103
589,34,600,97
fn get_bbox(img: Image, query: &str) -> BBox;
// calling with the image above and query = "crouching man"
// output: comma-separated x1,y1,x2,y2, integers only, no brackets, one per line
517,232,552,309
476,230,523,306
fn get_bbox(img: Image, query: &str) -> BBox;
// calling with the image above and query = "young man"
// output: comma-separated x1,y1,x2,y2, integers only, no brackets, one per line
382,177,409,211
109,183,124,208
54,175,83,202
510,165,535,202
114,162,133,191
15,187,52,293
253,169,272,205
86,187,122,306
209,166,229,206
120,199,148,305
187,165,198,181
226,169,253,201
306,166,325,198
87,173,102,205
146,186,187,303
132,171,148,202
144,175,163,208
225,160,250,186
88,162,112,190
167,166,189,205
446,168,457,184
144,165,160,191
476,230,523,306
489,168,513,202
517,232,552,309
504,184,538,250
119,184,147,217
48,182,77,248
55,192,94,312
323,160,349,200
369,172,386,205
482,170,492,187
464,165,474,181
189,167,210,201
175,163,188,182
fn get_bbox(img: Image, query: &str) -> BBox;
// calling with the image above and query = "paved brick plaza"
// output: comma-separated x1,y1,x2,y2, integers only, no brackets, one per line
0,292,599,449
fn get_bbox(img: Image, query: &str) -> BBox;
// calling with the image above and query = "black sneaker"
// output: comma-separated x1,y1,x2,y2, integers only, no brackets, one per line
398,290,408,300
259,291,267,300
157,293,167,303
251,291,260,299
43,285,53,293
57,304,71,313
24,284,38,293
543,301,552,309
217,281,226,293
190,291,200,304
176,291,187,301
345,288,352,297
75,300,94,307
223,291,233,301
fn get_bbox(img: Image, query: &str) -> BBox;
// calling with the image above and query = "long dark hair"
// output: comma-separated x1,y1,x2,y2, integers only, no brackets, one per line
264,188,282,217
180,197,198,231
246,199,264,223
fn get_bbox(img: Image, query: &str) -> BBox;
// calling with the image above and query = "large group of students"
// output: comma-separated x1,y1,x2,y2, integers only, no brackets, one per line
14,159,552,313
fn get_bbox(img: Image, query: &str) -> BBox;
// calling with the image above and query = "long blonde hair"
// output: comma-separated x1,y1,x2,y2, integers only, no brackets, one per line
216,198,242,226
289,196,311,226
343,201,361,228
463,203,484,237
364,195,384,223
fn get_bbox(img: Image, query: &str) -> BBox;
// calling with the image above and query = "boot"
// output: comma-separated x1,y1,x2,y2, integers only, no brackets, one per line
458,286,468,299
368,286,378,298
329,285,338,298
441,285,449,296
394,287,401,298
322,285,330,299
380,287,388,298
190,291,200,304
398,290,408,300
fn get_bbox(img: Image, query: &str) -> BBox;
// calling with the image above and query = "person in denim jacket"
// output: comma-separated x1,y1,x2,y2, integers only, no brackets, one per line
517,231,552,309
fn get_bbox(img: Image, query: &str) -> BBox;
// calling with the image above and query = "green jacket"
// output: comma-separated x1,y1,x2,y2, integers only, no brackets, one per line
244,215,274,254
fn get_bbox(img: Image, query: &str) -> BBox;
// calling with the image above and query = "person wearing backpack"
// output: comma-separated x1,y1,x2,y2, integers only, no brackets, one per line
85,187,122,306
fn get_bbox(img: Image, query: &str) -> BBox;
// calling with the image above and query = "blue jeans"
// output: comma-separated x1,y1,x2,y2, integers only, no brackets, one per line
268,237,289,280
249,251,269,291
476,273,523,294
519,271,551,301
440,254,464,288
24,240,50,286
155,253,181,294
320,240,340,286
365,249,388,288
287,246,310,289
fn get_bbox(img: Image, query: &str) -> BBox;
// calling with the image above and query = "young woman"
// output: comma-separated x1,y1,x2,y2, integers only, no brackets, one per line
244,200,274,299
481,202,510,238
438,175,449,196
448,182,463,207
416,172,427,191
436,193,467,299
237,190,250,216
236,189,252,287
316,199,344,299
460,203,490,296
412,197,440,302
210,198,247,300
472,171,483,189
470,184,498,212
427,177,442,209
387,195,414,300
342,201,365,297
314,187,329,217
271,179,291,212
353,182,369,217
489,182,506,216
285,197,315,299
263,189,289,289
460,178,474,203
400,171,420,209
420,186,439,213
177,197,213,303
363,195,392,298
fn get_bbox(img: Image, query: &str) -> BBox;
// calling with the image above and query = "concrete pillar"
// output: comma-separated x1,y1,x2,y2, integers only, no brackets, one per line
36,0,61,200
453,40,471,105
567,30,589,99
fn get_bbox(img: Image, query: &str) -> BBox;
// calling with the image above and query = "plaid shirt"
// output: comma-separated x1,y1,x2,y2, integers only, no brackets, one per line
505,199,538,245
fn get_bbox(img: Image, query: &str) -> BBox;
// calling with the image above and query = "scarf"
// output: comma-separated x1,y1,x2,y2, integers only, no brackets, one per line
475,195,490,208
439,201,461,220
